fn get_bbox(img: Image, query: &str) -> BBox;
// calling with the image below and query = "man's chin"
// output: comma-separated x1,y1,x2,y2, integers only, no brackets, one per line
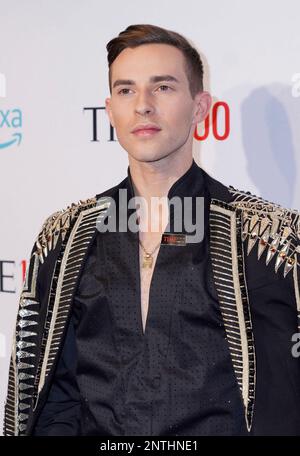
129,150,171,164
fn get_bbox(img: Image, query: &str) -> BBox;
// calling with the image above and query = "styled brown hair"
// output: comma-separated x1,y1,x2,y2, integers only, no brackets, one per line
106,24,204,99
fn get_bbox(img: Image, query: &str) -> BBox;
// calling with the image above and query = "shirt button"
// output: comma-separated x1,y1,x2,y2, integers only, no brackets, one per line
152,375,161,389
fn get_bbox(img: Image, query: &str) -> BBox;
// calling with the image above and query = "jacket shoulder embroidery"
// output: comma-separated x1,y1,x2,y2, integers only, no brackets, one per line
34,197,97,264
228,185,300,277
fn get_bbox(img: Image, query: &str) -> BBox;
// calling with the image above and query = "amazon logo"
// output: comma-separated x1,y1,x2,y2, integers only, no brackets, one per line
0,108,23,149
0,73,23,149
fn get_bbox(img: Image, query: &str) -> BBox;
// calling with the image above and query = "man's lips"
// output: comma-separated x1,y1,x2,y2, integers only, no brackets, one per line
132,128,161,136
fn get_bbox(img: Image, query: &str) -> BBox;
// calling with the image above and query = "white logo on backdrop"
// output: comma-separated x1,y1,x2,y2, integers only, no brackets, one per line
0,73,6,98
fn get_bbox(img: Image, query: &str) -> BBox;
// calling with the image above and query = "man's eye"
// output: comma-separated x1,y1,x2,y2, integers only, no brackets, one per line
157,85,172,91
158,85,172,92
118,88,132,95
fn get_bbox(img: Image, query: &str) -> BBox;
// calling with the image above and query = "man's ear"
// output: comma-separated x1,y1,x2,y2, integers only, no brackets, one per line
192,91,212,125
105,97,115,128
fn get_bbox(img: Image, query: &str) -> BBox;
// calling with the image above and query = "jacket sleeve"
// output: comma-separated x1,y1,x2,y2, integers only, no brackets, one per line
4,211,60,436
4,200,96,436
32,313,82,436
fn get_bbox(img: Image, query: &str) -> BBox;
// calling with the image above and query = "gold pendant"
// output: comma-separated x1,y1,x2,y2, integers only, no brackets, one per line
142,253,153,268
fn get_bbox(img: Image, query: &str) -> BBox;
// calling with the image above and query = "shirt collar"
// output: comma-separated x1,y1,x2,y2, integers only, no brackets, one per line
126,158,205,199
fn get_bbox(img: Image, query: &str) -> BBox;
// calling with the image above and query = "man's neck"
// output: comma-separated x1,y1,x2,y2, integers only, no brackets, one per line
128,153,194,201
128,153,194,236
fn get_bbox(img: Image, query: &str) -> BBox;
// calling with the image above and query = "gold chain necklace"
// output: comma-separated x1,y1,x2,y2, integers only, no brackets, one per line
139,238,161,268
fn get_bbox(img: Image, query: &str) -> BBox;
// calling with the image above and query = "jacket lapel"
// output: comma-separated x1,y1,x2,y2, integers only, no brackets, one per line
25,196,112,434
209,197,256,432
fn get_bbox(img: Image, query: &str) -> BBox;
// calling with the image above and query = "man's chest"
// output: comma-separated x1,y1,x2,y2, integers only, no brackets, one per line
138,230,162,333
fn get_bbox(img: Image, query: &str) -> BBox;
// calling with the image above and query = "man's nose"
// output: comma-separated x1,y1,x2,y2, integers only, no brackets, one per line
134,91,155,115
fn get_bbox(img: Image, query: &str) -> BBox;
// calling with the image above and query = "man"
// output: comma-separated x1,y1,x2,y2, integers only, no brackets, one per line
3,24,300,436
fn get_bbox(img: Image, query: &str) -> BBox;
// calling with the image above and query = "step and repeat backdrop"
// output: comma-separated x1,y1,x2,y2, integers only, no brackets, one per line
1,0,300,433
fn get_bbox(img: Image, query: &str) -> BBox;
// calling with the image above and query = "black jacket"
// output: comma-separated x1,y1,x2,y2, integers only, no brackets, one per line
3,161,300,435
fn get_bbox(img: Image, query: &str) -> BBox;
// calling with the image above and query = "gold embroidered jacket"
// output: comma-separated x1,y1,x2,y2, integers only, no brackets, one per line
3,170,300,436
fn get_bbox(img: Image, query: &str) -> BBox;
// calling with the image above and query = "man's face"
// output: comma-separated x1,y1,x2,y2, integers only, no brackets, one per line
105,43,210,163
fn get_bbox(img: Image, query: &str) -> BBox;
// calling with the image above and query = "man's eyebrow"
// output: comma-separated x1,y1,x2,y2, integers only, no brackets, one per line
112,75,180,89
